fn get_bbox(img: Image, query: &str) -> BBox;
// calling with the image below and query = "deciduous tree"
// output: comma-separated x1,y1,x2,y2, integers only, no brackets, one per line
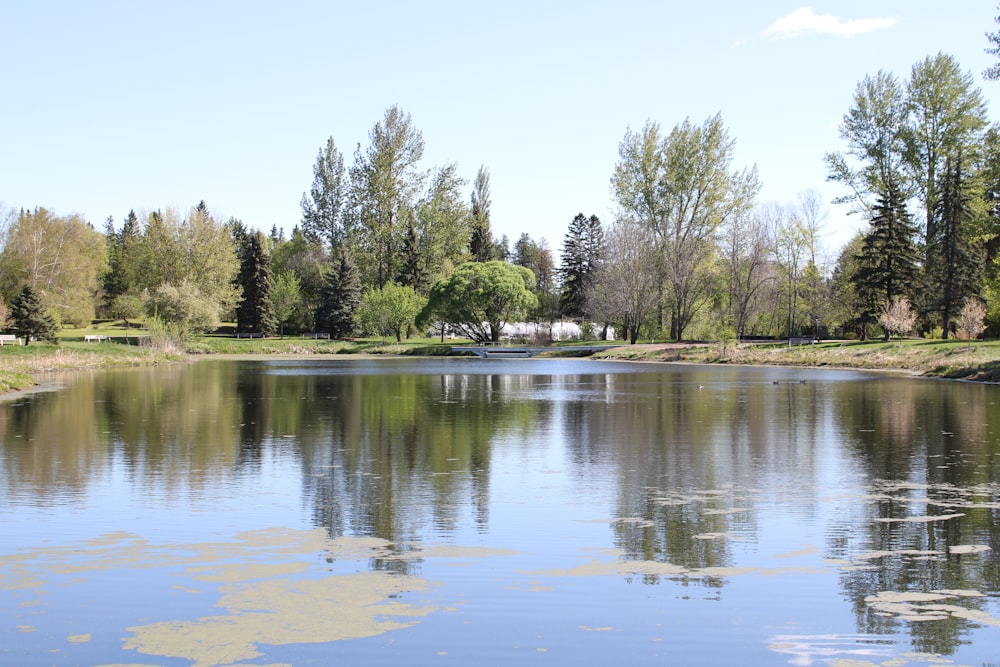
349,105,426,288
146,280,221,337
301,137,348,249
878,296,917,340
412,164,471,290
354,282,426,342
904,53,988,248
824,71,908,217
469,166,494,262
587,218,659,344
271,271,302,335
420,261,536,343
0,207,106,326
928,156,984,338
612,113,759,340
721,208,774,338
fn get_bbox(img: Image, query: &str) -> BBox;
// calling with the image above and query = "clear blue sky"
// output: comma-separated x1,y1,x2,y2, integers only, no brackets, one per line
3,1,999,262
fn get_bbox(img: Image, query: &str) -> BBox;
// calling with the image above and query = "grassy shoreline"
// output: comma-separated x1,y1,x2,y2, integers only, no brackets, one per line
588,339,1000,382
3,335,1000,395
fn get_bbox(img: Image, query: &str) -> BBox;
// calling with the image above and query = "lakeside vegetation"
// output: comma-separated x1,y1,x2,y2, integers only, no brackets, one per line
8,18,1000,367
5,324,1000,396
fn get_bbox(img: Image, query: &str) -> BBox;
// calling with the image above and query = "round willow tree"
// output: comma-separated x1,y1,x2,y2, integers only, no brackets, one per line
419,261,536,343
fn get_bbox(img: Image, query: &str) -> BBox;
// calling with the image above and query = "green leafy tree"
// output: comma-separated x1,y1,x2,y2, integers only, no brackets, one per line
514,233,558,323
301,137,347,249
108,293,144,333
985,5,1000,80
854,180,921,339
612,113,759,339
904,53,988,252
469,165,494,262
314,249,362,337
0,295,12,332
236,230,277,335
271,226,328,330
349,105,426,288
145,280,220,338
419,261,537,343
413,163,471,289
355,282,426,342
828,233,867,338
11,284,59,344
824,71,909,217
134,204,240,322
0,207,107,326
271,271,302,335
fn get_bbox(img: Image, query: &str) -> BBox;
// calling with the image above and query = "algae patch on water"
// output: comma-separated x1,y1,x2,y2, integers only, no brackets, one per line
864,589,998,626
123,572,437,667
1,526,516,666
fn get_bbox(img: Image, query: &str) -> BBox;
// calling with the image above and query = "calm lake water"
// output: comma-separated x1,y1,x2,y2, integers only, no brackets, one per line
2,357,1000,666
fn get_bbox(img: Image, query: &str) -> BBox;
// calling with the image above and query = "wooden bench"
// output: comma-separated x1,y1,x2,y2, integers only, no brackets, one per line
0,334,20,345
84,334,110,342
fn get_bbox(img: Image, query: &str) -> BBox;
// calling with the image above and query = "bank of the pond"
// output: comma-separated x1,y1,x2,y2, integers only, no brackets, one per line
3,337,1000,396
589,339,1000,382
0,343,181,394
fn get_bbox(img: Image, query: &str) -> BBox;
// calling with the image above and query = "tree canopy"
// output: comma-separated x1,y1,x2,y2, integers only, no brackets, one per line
420,261,537,343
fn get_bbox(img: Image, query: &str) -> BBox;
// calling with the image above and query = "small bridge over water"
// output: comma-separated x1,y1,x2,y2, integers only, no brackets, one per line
450,345,621,358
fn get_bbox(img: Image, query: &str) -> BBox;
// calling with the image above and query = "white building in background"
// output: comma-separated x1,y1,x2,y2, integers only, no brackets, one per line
498,321,615,342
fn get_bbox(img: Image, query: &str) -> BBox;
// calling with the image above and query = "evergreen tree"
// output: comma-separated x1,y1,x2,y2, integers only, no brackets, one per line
854,180,921,338
11,284,59,345
235,231,277,335
559,213,604,319
928,156,984,338
396,220,427,293
314,249,361,337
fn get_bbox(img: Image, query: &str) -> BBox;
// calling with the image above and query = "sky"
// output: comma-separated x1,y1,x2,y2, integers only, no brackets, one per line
3,1,1000,263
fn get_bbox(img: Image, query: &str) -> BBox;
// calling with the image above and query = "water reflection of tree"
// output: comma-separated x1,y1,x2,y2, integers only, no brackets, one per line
0,364,244,502
831,379,1000,656
561,371,836,586
288,369,546,575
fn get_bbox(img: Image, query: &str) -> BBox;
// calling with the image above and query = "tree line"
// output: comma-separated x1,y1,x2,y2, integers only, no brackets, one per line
5,21,1000,344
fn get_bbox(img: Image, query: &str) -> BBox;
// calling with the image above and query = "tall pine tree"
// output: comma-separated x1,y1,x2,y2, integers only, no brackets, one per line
396,220,427,293
854,180,921,339
11,284,59,345
236,231,277,335
314,249,361,337
559,213,604,319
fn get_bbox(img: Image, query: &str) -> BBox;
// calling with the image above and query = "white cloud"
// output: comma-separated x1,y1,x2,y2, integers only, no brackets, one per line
762,7,896,39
